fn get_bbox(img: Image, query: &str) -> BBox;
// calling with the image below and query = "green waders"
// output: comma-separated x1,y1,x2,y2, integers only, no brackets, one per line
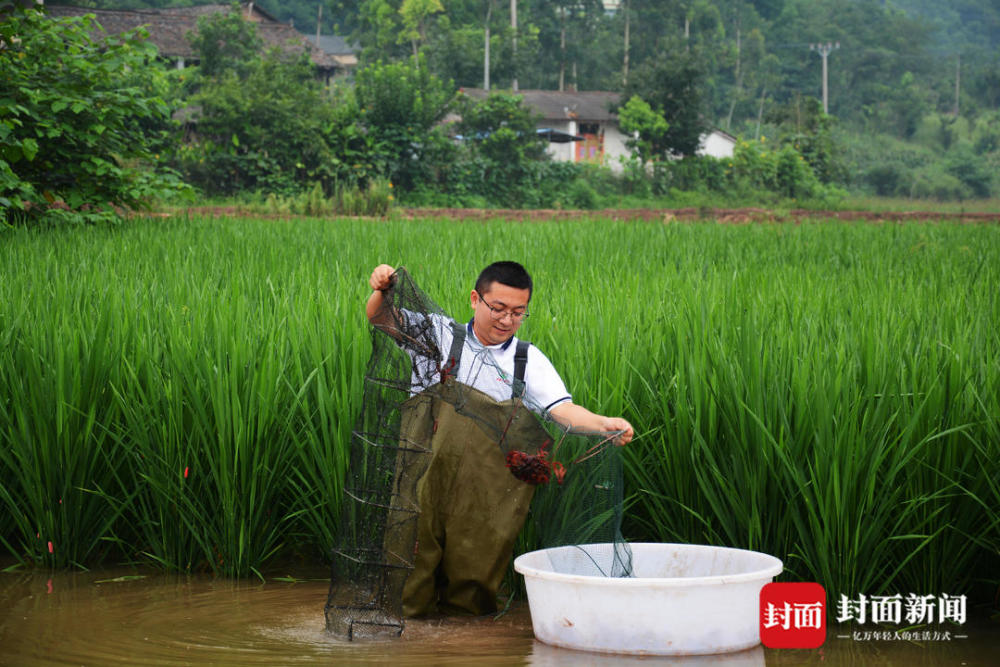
400,325,550,616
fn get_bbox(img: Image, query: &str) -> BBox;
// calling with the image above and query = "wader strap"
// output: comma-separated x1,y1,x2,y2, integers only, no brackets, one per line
512,340,530,399
443,321,466,382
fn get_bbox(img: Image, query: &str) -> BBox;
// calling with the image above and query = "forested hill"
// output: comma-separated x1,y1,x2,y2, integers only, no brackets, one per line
53,2,1000,56
891,0,1000,54
45,1,1000,138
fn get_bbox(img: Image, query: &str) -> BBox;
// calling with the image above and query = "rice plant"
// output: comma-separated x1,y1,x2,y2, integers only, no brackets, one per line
1,215,997,601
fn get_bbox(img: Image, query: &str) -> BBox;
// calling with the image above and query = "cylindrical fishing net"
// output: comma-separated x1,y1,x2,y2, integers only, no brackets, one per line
325,267,631,640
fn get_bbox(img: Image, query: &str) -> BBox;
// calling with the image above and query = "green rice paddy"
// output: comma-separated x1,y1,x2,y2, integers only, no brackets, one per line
1,214,997,603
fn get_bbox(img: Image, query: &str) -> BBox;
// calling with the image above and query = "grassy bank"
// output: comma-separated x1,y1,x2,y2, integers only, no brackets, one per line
1,214,997,603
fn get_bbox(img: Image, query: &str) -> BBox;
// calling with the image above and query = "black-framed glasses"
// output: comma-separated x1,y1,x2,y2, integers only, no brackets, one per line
476,290,530,322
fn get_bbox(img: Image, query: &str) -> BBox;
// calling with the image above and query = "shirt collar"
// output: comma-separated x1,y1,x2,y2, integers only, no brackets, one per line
468,318,515,351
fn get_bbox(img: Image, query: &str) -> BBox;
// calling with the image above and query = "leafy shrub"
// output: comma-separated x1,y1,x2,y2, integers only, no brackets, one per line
575,164,621,197
618,96,671,164
447,91,556,207
185,4,262,79
774,144,822,198
971,111,1000,154
913,113,972,154
174,50,350,196
170,10,383,198
1,6,186,224
564,178,599,210
910,167,970,201
654,156,727,194
260,179,394,217
730,139,778,192
619,156,652,197
454,92,546,163
521,159,586,208
336,178,394,217
622,40,709,157
864,164,907,196
763,96,846,184
354,55,456,191
728,139,824,199
944,146,994,198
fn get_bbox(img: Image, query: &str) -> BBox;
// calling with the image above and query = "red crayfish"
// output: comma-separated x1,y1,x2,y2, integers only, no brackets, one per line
504,445,566,485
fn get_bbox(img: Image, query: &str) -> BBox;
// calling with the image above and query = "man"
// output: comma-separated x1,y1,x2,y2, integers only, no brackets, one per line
365,261,633,616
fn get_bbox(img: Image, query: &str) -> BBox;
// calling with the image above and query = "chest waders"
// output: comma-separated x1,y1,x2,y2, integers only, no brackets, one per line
399,322,548,616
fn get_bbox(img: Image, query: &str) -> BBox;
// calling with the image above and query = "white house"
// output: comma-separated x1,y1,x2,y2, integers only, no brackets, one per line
697,129,737,159
459,89,631,173
459,89,738,170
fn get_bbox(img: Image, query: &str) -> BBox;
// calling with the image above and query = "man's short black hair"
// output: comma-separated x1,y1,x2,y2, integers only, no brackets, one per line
475,261,533,300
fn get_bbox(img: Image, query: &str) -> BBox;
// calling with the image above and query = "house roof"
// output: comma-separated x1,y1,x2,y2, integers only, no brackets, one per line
304,34,358,68
304,34,356,57
707,128,738,144
459,89,621,122
46,4,339,71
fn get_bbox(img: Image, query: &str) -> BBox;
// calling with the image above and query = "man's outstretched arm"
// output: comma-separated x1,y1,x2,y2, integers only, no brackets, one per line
549,401,634,445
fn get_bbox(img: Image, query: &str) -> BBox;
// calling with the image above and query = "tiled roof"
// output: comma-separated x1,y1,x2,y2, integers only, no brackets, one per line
304,34,358,68
459,89,621,122
46,4,338,71
305,34,357,56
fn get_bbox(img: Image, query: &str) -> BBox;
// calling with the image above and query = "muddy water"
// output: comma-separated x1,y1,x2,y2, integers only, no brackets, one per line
0,568,996,666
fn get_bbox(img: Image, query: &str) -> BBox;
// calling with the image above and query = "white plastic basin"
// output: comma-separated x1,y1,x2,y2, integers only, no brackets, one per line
514,543,783,656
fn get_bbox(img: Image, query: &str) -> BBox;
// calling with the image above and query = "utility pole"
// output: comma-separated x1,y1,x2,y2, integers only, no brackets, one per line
484,1,492,90
559,5,566,92
622,0,630,87
954,53,961,116
809,42,839,114
510,0,518,91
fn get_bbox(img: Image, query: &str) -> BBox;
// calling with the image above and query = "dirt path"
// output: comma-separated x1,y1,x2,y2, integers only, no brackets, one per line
399,207,1000,223
178,206,1000,223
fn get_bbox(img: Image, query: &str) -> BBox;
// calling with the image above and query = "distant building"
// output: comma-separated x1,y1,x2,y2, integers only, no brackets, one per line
459,89,737,172
303,34,358,80
460,89,630,173
698,129,737,159
46,3,344,80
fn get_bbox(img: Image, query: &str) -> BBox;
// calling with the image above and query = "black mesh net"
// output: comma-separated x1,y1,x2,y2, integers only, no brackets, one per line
325,267,631,640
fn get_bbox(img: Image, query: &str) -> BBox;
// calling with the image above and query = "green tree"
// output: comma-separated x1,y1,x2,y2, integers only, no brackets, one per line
617,96,670,164
354,55,456,189
185,3,262,80
397,0,444,57
174,9,365,195
451,90,554,206
423,18,487,88
623,38,709,156
356,0,409,62
455,90,545,163
178,54,351,195
764,95,845,184
530,1,608,91
1,5,184,224
765,0,934,127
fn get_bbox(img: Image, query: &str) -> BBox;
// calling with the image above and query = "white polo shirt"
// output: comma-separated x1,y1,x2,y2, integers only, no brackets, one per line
399,311,571,414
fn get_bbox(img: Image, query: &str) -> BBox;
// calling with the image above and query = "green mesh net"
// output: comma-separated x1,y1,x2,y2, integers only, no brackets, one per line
325,267,631,640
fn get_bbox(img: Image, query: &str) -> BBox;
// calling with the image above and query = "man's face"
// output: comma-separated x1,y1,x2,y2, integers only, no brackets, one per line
470,281,531,346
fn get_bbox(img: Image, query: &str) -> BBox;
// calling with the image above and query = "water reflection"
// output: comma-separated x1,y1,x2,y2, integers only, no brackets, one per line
0,567,996,666
529,642,765,666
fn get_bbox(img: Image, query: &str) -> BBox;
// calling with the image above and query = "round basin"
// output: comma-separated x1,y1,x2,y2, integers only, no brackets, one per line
514,542,783,656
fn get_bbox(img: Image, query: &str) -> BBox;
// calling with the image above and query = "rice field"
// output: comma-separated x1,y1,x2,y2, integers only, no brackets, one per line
1,214,997,603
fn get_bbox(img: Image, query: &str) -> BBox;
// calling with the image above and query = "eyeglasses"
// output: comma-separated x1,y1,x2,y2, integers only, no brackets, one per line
476,290,530,322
